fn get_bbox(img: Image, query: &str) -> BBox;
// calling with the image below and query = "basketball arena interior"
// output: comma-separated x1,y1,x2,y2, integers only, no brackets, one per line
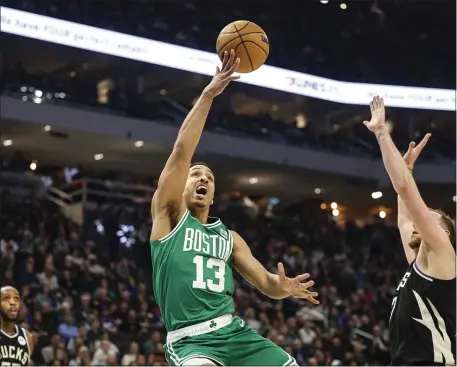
0,0,456,365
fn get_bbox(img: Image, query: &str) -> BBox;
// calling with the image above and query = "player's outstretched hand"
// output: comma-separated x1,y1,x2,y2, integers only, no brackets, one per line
278,262,319,304
204,49,240,98
363,95,387,136
403,133,431,170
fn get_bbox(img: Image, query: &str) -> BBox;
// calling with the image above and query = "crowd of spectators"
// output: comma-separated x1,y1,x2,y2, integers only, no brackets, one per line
1,161,410,366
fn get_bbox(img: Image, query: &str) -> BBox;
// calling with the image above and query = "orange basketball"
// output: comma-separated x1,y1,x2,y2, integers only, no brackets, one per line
216,21,270,73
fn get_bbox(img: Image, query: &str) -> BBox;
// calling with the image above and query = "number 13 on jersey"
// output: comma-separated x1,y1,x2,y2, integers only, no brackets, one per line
192,255,226,292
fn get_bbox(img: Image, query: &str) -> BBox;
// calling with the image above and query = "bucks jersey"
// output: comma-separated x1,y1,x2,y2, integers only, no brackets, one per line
389,260,456,365
0,326,31,366
151,209,235,331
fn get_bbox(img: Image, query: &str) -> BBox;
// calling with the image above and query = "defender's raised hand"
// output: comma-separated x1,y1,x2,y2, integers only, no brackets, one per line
363,96,387,136
277,263,319,304
204,49,240,98
403,133,431,170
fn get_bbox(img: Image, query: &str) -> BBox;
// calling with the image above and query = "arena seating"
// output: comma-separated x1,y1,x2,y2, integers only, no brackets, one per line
3,69,456,162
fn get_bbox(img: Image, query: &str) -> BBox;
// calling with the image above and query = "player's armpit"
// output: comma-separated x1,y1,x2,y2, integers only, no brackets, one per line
232,231,289,299
397,179,453,255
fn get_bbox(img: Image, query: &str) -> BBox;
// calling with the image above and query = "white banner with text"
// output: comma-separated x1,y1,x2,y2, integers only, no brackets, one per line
1,6,455,111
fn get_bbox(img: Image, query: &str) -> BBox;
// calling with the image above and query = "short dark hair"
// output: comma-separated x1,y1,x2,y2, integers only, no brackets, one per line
0,285,19,294
431,208,455,248
190,161,211,170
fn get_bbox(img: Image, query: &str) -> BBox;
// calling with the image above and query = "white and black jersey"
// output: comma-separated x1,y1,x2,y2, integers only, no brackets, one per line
0,326,31,366
389,260,456,366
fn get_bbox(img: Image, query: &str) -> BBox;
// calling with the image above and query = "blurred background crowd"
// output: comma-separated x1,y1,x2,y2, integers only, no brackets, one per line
1,0,455,366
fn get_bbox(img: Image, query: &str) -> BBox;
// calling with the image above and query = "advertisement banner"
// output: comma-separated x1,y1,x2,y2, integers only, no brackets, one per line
1,6,455,111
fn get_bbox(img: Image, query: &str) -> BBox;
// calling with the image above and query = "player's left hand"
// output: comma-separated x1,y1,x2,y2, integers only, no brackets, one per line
204,49,240,98
363,95,387,136
403,133,431,170
278,262,319,304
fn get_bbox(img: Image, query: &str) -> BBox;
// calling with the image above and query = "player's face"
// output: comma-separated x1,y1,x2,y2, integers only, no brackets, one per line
408,227,422,252
184,165,215,209
0,288,21,322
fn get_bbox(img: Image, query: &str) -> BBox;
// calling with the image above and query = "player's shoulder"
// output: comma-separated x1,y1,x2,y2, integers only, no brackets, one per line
415,251,456,280
230,231,249,251
230,230,240,238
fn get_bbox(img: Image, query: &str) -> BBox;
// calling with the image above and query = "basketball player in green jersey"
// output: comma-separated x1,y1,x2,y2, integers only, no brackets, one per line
150,50,319,366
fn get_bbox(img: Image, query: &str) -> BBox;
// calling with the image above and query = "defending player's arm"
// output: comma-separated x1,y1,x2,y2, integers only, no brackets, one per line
151,52,240,229
364,97,452,254
232,231,319,303
397,134,431,264
398,196,415,264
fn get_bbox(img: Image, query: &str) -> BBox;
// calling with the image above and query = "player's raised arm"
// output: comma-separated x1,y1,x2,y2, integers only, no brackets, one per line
397,196,416,264
397,134,431,264
232,231,319,303
151,51,240,220
363,97,453,255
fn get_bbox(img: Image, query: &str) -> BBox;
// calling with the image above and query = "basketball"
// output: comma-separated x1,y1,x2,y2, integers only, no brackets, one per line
216,21,269,73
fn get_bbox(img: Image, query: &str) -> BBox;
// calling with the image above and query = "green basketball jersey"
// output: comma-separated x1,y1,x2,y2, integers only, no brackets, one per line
150,209,235,331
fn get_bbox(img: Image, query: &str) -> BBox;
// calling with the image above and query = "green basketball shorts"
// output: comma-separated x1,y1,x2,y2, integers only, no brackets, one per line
164,314,297,366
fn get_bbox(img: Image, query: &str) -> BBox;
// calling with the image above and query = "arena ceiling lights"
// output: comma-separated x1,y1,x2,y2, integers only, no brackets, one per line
1,6,455,111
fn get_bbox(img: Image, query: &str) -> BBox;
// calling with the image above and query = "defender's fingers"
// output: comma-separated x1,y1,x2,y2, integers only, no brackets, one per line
416,133,431,153
301,280,315,289
278,262,286,282
295,273,310,282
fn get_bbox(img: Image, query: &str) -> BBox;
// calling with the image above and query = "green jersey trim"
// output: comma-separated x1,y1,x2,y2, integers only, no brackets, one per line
158,209,190,243
225,229,233,262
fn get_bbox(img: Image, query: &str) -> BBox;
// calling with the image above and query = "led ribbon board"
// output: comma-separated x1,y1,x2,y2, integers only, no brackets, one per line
1,6,455,111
